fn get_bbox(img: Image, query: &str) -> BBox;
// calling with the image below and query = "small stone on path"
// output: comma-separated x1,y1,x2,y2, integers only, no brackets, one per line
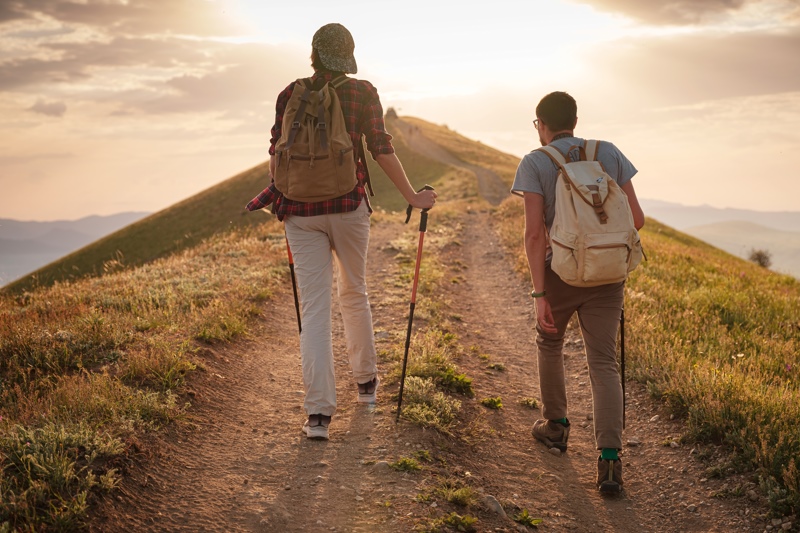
483,495,507,518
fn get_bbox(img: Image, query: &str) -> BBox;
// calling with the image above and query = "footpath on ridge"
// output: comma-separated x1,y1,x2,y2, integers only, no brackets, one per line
89,208,765,532
88,125,773,532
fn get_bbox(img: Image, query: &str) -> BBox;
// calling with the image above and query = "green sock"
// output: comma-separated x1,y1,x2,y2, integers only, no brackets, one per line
601,448,619,461
553,417,568,426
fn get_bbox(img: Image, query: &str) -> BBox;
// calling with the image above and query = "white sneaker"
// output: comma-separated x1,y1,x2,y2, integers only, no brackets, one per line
302,414,330,440
357,377,379,404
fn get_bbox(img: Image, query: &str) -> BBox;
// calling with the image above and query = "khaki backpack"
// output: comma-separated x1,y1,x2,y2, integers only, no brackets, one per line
539,140,643,287
273,75,359,202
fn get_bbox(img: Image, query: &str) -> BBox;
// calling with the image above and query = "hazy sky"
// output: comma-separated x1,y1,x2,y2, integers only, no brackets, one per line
1,0,798,221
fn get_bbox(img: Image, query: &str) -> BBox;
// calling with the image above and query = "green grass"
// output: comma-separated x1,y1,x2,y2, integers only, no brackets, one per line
435,478,478,507
390,457,422,472
513,508,543,527
496,200,800,515
480,397,503,410
3,162,274,295
0,221,285,530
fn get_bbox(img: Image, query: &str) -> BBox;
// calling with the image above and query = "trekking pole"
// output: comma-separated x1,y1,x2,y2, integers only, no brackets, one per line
285,235,302,334
620,306,626,429
396,185,435,423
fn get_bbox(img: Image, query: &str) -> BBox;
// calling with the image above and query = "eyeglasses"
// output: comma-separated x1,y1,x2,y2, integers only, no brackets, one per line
532,119,540,130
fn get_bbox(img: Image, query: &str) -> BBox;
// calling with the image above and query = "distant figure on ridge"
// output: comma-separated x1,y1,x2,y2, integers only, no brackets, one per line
246,23,437,440
511,91,645,493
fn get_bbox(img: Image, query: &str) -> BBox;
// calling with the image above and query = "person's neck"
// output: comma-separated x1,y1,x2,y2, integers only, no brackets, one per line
549,131,574,144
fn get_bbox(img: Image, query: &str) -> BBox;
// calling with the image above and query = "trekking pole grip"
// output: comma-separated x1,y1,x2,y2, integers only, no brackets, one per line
405,185,435,227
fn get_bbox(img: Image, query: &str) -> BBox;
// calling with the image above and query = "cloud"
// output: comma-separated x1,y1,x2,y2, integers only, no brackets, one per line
105,43,307,116
587,28,800,109
0,0,243,36
0,2,29,23
28,98,66,116
0,36,221,91
572,0,783,24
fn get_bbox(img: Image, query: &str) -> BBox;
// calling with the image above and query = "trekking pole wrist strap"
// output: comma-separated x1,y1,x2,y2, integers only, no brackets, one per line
531,290,547,299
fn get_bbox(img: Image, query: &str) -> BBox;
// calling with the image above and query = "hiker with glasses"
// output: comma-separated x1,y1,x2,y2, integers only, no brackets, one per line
511,91,645,493
246,23,437,440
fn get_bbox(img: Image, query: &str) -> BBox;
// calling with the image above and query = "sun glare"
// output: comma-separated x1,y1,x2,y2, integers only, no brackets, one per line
227,0,638,91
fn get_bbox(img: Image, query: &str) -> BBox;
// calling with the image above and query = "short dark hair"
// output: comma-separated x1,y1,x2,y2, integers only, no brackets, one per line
536,91,577,131
310,48,344,75
311,48,325,71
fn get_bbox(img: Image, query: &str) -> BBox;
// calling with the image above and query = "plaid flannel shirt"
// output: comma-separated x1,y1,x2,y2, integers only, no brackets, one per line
245,72,395,219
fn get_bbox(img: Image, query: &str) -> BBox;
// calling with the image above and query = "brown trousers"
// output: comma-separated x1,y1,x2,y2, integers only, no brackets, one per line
537,265,625,450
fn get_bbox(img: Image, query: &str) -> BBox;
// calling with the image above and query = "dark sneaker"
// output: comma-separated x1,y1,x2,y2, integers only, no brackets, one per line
357,377,379,404
532,419,570,452
597,457,623,493
302,414,331,440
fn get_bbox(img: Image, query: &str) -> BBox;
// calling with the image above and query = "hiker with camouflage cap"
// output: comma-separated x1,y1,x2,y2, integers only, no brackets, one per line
247,23,437,440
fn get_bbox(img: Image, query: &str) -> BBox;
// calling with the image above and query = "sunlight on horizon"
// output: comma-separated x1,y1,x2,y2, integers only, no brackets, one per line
228,0,650,91
1,0,799,220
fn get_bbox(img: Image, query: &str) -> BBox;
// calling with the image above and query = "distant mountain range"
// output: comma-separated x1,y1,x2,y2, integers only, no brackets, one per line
639,199,800,232
0,212,150,287
2,191,797,289
640,199,800,278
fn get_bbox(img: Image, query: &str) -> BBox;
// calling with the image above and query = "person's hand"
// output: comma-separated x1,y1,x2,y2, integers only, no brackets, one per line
535,297,557,334
411,188,438,209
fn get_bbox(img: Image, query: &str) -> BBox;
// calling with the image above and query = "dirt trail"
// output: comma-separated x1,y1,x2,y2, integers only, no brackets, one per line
90,207,768,532
438,210,766,532
392,119,509,206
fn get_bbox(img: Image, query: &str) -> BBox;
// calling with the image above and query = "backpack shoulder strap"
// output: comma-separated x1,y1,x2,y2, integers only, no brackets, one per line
286,79,314,150
359,137,374,197
330,74,351,89
538,145,568,171
584,140,599,161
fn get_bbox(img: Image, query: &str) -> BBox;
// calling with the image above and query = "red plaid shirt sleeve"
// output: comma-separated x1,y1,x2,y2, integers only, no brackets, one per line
246,73,394,218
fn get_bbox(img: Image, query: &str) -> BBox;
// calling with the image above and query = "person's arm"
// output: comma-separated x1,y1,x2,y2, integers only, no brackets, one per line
620,181,645,230
376,153,437,209
523,192,556,334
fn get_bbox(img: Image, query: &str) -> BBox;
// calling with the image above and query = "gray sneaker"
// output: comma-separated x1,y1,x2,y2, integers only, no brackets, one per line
357,377,379,404
597,457,623,493
302,414,331,440
531,419,570,452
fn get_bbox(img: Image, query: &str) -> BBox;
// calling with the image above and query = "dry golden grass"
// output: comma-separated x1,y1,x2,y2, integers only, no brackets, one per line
0,220,285,530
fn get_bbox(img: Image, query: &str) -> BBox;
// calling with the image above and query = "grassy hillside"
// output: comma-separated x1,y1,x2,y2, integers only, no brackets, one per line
3,162,272,294
2,117,455,295
399,116,520,185
0,219,287,530
496,200,800,514
5,116,800,529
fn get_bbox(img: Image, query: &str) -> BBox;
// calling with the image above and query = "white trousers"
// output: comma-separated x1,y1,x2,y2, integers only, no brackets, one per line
284,201,378,417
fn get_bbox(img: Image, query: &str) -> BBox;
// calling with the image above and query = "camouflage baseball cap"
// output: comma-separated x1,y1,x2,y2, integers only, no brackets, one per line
312,23,358,74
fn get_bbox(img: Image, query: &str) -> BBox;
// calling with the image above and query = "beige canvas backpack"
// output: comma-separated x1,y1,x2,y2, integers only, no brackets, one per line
273,75,357,202
539,140,643,287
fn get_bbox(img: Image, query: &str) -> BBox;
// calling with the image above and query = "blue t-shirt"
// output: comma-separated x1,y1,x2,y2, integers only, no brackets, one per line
511,137,638,232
